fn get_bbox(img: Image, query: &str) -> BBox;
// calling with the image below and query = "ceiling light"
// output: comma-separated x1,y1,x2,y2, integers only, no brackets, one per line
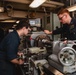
1,20,16,23
29,0,46,8
16,21,20,23
67,5,76,12
0,7,4,12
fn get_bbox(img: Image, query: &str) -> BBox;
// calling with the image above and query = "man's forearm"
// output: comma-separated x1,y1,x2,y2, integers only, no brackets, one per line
11,58,24,65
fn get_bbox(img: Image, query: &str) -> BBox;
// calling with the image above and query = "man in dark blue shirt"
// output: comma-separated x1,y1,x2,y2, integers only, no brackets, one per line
44,8,76,40
0,19,31,75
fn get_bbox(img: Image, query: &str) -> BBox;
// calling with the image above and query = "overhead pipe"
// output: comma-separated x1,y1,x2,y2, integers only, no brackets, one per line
42,4,56,8
4,0,31,4
45,1,64,6
5,0,64,7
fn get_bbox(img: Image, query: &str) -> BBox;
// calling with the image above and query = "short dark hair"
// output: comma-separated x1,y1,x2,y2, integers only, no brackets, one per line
57,8,70,16
15,19,30,30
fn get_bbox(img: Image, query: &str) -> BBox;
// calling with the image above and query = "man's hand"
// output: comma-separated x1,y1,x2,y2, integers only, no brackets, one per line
44,30,52,34
17,52,24,65
17,52,23,57
11,52,24,65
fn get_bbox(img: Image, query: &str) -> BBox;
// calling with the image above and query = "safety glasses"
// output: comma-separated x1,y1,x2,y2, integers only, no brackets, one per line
59,15,66,20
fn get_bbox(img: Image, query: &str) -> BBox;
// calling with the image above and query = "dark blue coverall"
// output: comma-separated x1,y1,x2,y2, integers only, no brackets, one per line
52,18,76,40
0,30,20,75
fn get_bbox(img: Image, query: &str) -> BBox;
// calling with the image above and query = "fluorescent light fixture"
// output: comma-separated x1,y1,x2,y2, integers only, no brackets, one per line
67,5,76,12
1,20,16,23
29,0,46,8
